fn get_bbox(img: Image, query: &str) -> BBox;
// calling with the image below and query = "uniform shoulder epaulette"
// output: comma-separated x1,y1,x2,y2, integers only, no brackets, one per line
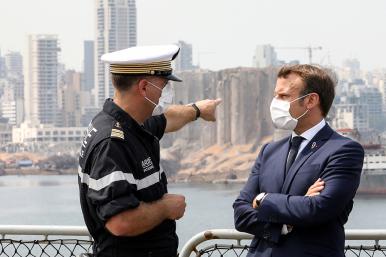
111,121,125,140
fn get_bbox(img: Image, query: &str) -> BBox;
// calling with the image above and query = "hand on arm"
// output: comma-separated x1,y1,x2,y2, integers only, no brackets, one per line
285,178,325,232
305,178,325,196
164,98,222,133
106,194,186,237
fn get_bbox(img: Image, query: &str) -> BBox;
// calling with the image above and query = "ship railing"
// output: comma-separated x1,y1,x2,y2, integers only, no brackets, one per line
0,225,92,257
1,226,386,257
179,229,386,257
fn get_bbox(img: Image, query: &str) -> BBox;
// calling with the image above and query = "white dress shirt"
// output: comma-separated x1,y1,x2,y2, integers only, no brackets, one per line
291,119,326,160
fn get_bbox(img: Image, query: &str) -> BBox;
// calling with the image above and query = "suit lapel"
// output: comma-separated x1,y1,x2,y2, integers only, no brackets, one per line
281,124,334,194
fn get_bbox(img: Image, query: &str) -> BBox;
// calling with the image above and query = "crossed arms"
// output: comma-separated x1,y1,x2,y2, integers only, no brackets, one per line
233,140,364,242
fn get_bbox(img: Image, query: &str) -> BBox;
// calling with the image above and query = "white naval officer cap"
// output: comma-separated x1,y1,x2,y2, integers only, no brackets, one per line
101,45,182,82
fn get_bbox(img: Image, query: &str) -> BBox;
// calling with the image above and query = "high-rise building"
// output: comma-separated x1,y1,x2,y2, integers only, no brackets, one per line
83,41,95,92
0,100,24,126
334,83,385,132
333,103,369,131
5,51,24,101
359,86,384,130
25,34,60,125
253,44,277,68
5,51,23,77
0,117,13,146
341,58,361,81
175,41,194,71
378,75,386,115
59,70,82,127
0,50,6,78
0,79,24,126
95,0,137,107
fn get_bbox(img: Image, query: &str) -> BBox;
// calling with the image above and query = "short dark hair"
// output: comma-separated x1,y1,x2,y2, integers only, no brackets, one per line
111,74,144,91
277,64,336,117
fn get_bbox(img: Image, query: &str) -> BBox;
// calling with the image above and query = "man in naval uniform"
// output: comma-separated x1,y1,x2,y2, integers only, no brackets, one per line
78,45,221,257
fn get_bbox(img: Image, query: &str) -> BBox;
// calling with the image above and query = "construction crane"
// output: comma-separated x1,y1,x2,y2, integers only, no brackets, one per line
275,46,322,64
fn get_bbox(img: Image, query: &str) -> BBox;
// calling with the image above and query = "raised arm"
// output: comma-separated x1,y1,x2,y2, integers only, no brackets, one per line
164,98,222,133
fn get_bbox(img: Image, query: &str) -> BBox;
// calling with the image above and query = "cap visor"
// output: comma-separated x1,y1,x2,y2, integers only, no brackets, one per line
166,74,182,82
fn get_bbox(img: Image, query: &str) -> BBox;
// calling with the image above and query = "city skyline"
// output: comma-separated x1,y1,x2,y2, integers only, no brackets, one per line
1,0,386,71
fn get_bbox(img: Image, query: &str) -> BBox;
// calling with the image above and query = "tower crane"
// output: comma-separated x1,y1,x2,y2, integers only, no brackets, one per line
275,46,322,64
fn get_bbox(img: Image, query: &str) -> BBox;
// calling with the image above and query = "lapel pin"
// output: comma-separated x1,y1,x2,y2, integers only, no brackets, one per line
311,142,317,149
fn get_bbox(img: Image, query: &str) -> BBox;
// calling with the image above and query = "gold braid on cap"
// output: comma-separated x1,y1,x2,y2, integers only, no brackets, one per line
110,61,172,75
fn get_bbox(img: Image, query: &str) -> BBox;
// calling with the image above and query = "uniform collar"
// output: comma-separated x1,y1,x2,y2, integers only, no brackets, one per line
102,98,161,139
103,98,145,132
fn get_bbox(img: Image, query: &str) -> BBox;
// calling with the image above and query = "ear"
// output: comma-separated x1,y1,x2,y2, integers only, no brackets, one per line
137,79,148,97
307,93,320,109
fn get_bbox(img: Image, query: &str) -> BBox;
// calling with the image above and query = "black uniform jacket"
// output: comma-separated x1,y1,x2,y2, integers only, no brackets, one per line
78,99,177,257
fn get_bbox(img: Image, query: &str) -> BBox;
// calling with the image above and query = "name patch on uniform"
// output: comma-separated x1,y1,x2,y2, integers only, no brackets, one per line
142,157,154,172
80,123,98,158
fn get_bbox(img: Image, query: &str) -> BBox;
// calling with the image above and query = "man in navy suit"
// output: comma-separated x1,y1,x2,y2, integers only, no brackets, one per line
233,64,364,257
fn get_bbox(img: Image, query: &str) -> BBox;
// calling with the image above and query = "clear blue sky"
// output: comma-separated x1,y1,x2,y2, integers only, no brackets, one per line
1,0,385,71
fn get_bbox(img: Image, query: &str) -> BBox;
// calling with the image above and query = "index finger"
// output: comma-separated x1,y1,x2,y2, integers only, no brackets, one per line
214,98,222,106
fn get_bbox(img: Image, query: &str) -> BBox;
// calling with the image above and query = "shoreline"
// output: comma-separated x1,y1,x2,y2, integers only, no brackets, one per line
0,168,77,176
1,170,385,196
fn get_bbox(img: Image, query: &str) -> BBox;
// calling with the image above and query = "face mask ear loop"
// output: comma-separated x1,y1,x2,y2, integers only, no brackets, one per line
290,93,312,104
295,108,309,120
145,80,163,91
144,96,157,107
289,93,312,120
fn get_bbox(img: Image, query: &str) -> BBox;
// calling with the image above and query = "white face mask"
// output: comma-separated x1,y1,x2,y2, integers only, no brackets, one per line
144,80,174,116
270,94,311,130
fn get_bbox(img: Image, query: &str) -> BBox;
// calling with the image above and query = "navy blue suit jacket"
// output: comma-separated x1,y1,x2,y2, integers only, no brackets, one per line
233,124,364,257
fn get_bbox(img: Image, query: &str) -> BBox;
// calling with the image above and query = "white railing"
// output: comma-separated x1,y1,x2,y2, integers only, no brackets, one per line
179,229,386,257
1,226,386,257
0,225,93,257
0,225,90,240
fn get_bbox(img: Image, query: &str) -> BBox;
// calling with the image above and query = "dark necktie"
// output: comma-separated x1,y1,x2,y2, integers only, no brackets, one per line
286,136,304,173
